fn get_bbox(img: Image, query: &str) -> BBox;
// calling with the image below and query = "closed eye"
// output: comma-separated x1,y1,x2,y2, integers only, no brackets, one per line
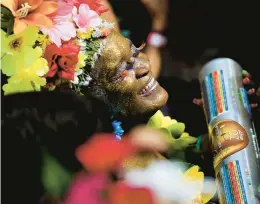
126,60,134,70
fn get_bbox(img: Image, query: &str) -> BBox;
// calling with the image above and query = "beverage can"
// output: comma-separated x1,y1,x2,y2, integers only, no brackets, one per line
199,58,260,204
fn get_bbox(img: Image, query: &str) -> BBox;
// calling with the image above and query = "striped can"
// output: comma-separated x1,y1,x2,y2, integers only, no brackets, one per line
199,58,260,204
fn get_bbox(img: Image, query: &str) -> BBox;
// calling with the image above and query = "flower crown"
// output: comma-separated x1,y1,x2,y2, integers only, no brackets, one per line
1,0,114,95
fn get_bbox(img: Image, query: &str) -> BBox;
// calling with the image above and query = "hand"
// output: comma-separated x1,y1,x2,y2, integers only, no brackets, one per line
140,0,168,31
193,70,260,112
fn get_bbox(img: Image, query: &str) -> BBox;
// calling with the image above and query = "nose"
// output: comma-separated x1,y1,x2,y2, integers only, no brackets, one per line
133,53,151,79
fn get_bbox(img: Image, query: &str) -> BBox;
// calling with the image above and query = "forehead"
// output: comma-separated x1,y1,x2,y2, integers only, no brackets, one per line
97,31,131,71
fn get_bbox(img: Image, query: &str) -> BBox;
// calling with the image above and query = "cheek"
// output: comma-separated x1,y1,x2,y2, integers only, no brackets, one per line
107,70,135,92
119,70,136,91
138,52,149,61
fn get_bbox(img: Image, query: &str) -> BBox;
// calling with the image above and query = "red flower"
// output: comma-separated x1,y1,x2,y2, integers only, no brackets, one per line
44,41,80,81
69,0,109,15
76,134,137,172
108,182,155,204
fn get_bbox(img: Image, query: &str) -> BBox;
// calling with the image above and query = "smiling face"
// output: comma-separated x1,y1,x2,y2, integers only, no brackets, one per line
87,31,168,116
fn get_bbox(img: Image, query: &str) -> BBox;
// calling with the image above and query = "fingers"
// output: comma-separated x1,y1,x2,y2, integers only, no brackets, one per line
242,70,252,78
193,98,203,106
250,103,258,109
242,77,252,85
130,125,169,152
242,70,255,86
248,88,255,95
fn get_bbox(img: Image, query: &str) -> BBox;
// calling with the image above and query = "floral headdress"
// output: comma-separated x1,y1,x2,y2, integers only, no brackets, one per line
1,0,114,95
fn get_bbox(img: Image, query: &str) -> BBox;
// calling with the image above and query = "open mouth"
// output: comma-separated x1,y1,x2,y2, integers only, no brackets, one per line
139,76,158,96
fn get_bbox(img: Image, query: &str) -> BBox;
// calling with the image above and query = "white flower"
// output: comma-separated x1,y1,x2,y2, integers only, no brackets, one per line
75,69,83,76
124,160,216,203
71,76,79,84
92,30,102,38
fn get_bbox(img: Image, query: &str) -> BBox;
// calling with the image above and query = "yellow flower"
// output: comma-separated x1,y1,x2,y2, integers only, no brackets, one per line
148,110,197,157
161,116,177,128
148,110,177,129
77,28,94,40
37,34,52,50
184,166,216,204
75,52,87,71
1,25,40,76
148,110,186,137
2,57,49,95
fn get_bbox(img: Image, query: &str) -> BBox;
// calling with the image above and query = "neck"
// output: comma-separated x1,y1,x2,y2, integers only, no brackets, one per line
91,99,157,133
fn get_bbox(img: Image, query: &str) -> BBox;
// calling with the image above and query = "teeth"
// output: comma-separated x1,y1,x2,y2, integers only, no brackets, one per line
140,77,157,95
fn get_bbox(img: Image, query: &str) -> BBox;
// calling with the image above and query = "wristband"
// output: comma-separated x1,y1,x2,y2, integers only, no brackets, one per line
147,32,167,48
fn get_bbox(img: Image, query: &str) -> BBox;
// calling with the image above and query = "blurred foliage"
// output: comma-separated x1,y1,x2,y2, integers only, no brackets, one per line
41,149,73,199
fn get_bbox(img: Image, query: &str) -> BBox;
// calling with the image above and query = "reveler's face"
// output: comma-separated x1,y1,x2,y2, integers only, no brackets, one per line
93,31,168,115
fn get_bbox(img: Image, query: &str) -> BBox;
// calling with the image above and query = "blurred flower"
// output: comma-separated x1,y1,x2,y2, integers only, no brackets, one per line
64,172,109,204
64,172,155,204
72,4,102,33
67,0,108,15
1,25,39,76
108,182,155,204
44,40,80,81
1,0,58,33
76,128,171,173
40,0,76,47
76,134,136,172
125,160,216,204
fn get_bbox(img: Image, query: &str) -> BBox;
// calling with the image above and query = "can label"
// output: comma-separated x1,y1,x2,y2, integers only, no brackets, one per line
211,120,249,168
218,161,248,204
201,70,228,122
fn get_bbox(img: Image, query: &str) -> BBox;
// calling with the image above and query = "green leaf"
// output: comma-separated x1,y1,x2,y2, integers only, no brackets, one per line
7,18,14,35
168,122,185,138
1,6,13,20
1,21,9,28
41,150,73,198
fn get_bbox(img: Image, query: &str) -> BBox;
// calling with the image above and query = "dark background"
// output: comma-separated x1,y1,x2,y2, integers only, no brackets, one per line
110,0,260,82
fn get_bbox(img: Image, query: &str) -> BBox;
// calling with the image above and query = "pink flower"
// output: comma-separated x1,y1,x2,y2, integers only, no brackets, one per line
66,0,108,15
72,4,102,33
64,172,110,204
41,1,76,47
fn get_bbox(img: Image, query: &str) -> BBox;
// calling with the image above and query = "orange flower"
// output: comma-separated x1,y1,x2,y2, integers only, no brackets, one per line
76,134,137,172
1,0,58,33
108,182,155,204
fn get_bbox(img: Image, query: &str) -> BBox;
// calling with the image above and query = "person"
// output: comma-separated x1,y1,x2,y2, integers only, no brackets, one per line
1,0,172,203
